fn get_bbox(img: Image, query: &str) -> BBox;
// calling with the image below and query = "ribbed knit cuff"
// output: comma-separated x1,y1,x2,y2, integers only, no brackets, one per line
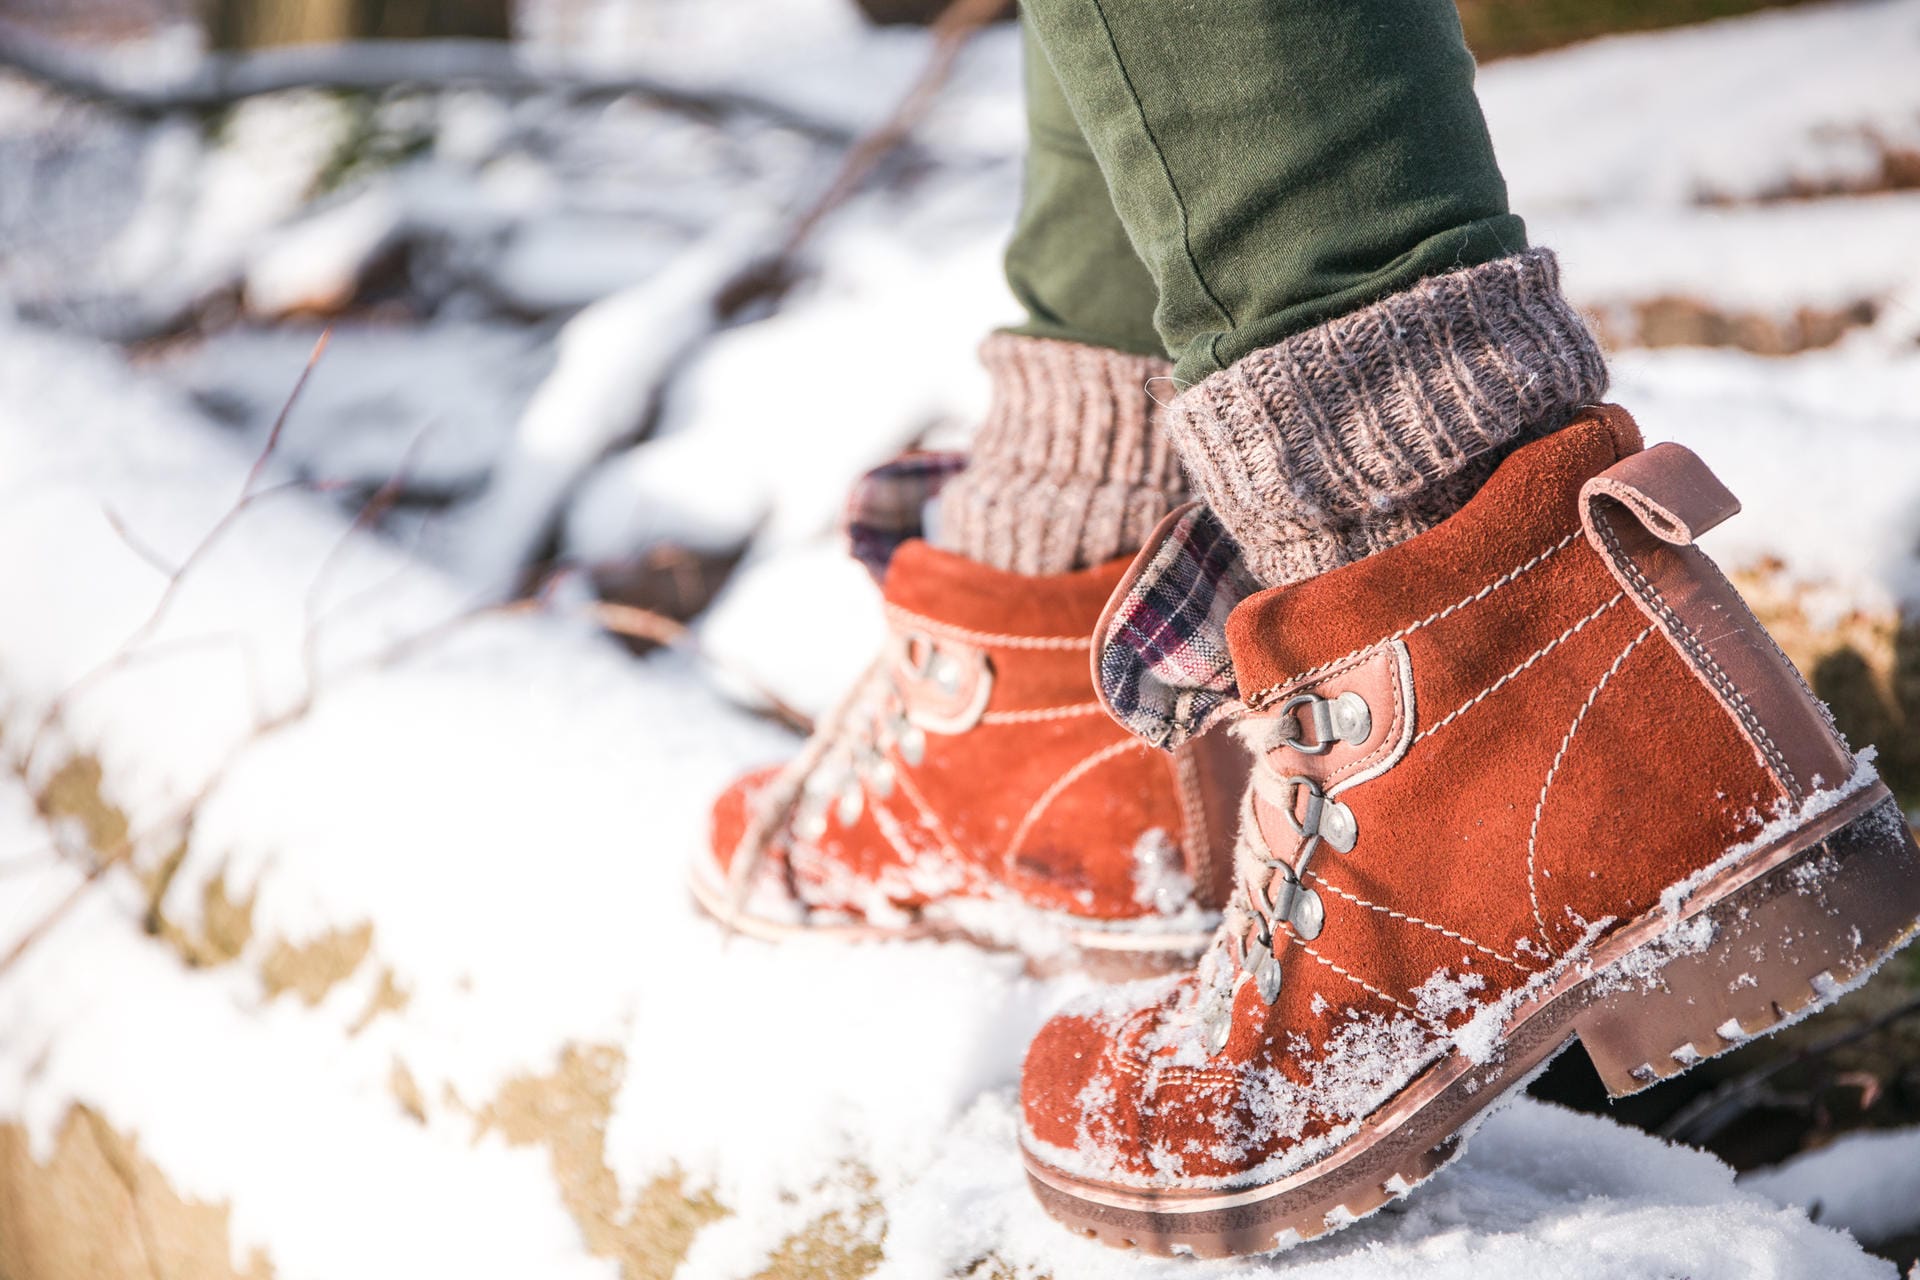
1164,248,1608,588
936,334,1188,575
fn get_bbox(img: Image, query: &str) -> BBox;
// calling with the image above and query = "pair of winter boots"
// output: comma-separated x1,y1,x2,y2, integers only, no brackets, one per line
693,404,1920,1257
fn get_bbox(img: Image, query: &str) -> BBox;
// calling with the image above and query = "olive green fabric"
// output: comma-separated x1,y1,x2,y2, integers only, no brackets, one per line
1016,0,1528,386
1003,23,1167,359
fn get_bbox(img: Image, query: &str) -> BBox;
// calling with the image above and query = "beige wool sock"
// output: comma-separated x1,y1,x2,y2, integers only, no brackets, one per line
1164,248,1609,588
935,334,1189,576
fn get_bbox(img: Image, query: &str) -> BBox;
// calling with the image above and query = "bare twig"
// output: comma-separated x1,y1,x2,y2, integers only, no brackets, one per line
590,599,814,735
0,333,334,979
0,801,197,978
781,0,1007,260
247,328,330,491
19,331,329,776
100,506,179,576
717,0,1009,317
0,21,855,144
300,424,434,691
0,859,114,975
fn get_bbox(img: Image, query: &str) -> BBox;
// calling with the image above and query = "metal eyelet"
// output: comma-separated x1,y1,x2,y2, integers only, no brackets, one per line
893,629,994,735
1254,860,1327,944
1274,690,1372,755
1253,951,1284,1005
1271,775,1359,854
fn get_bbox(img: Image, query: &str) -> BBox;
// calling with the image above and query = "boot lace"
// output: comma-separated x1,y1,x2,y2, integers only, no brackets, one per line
1194,690,1372,1053
722,627,990,916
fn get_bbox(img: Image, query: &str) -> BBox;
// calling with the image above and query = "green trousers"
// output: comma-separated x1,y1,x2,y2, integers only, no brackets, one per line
1002,0,1526,386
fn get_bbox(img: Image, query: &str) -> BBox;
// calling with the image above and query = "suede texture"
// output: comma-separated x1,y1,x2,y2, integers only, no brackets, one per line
1021,410,1832,1190
710,541,1221,923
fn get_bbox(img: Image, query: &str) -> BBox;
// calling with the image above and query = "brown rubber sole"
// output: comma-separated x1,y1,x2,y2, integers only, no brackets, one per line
687,856,1217,979
1023,782,1920,1259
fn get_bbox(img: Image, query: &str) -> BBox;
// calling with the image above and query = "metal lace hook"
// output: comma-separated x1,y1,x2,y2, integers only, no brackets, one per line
1273,691,1372,755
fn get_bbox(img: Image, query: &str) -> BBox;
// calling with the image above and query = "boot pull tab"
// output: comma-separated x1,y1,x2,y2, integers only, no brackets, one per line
1580,442,1741,548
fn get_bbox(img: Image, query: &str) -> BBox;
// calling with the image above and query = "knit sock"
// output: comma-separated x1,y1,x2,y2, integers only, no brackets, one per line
935,334,1189,575
1163,248,1608,589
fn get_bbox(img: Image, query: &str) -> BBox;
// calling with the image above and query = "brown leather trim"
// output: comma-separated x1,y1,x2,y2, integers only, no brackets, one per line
1176,731,1249,912
1581,450,1852,806
1582,442,1740,544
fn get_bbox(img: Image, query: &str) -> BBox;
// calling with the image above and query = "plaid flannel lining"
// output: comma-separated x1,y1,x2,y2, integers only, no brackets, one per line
1095,503,1258,749
843,451,969,582
847,452,1252,748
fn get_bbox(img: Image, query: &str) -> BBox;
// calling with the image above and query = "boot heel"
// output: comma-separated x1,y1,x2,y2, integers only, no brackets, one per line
1576,792,1920,1098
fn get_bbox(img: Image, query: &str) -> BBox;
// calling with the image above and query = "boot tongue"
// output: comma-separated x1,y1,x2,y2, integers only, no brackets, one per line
1092,503,1261,750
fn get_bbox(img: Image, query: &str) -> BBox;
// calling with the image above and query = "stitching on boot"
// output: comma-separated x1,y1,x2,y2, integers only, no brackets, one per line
1413,592,1624,746
1103,1008,1243,1087
1282,934,1426,1020
980,702,1106,724
1003,738,1148,864
1105,1044,1241,1088
1524,623,1657,951
1245,531,1581,708
1321,641,1415,795
1591,509,1800,804
1301,872,1531,971
884,604,1091,652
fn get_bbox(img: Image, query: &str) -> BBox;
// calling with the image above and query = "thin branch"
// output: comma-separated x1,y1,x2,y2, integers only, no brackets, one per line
0,860,113,976
717,0,1009,317
247,328,330,492
20,332,329,775
0,805,193,978
100,505,179,576
300,424,434,691
0,22,855,144
774,0,1008,262
590,600,814,735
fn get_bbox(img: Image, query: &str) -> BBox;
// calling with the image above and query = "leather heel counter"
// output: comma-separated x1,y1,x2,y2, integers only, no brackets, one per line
1580,442,1854,806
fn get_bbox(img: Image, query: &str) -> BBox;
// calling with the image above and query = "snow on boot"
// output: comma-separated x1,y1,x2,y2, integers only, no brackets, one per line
1018,407,1920,1255
694,456,1244,973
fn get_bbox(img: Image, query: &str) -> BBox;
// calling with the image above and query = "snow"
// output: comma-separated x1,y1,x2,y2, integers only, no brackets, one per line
0,0,1917,1275
1744,1125,1920,1246
0,308,1901,1279
1481,0,1920,212
1540,192,1920,322
444,215,770,597
1620,352,1920,614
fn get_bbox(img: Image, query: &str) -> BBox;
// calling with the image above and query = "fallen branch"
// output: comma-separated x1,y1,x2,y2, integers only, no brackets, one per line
0,21,855,144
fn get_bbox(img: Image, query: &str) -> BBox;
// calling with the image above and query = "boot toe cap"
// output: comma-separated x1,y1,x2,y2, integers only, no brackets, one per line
705,764,785,880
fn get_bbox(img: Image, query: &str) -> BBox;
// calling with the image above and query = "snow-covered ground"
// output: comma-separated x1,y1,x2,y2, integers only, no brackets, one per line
1,1,1918,1277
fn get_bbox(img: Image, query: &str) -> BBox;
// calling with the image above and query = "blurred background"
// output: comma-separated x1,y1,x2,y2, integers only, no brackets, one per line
0,1,1917,1277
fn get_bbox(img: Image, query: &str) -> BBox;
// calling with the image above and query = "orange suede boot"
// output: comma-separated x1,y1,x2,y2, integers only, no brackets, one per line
696,332,1245,970
1019,409,1920,1254
694,453,1245,972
